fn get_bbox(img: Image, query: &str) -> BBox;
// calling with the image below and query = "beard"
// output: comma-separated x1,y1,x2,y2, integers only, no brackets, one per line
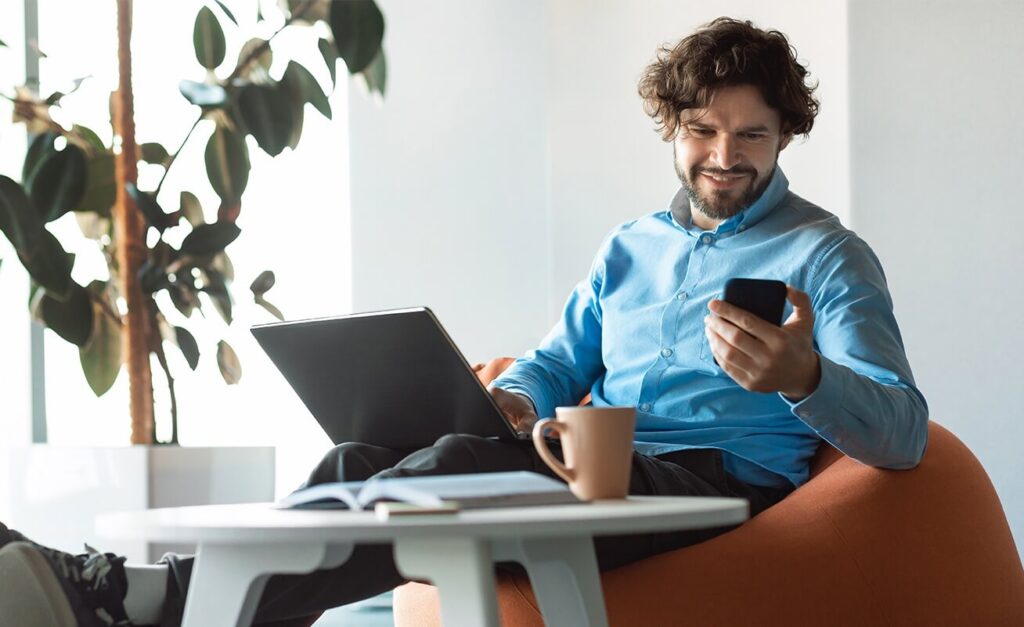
675,158,775,222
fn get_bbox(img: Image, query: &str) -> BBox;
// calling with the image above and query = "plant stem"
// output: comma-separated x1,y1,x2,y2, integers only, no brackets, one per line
150,305,179,446
85,289,123,326
154,114,201,198
115,0,156,445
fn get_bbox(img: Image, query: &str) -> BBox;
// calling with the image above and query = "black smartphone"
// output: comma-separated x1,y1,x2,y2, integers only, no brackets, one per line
722,278,787,326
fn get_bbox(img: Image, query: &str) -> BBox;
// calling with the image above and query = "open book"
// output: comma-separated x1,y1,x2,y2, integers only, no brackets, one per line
275,471,580,513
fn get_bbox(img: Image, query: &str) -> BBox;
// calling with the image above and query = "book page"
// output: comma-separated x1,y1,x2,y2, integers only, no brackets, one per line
274,481,366,510
355,471,578,510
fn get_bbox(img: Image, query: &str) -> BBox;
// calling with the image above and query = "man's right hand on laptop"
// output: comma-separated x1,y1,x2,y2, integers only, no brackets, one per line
489,387,542,436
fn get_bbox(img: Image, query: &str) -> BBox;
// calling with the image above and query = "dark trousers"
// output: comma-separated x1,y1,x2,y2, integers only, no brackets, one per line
159,434,792,626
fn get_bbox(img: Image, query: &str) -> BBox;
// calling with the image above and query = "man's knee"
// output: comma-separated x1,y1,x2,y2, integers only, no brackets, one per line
308,442,391,484
432,433,488,454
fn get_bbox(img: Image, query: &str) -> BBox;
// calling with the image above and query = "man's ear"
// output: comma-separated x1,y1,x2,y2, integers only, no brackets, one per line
779,133,793,151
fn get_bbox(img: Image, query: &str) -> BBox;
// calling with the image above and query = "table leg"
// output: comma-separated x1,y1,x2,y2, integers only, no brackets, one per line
493,536,609,627
181,541,353,627
393,536,500,627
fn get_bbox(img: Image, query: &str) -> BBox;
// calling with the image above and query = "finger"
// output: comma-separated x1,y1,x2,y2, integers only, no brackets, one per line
706,327,758,373
710,340,756,387
708,299,777,341
783,285,815,328
705,314,761,359
516,413,540,434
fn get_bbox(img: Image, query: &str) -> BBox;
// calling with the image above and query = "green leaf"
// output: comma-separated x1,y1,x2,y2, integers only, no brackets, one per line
193,6,226,70
318,37,338,88
74,210,111,240
179,221,241,256
31,147,88,223
0,39,7,48
236,82,295,157
255,295,284,321
205,124,249,203
1,189,73,299
0,174,41,252
249,269,275,297
18,229,72,298
179,191,205,227
79,284,122,396
27,141,88,223
328,0,385,74
217,339,241,384
212,251,234,281
22,132,59,190
125,183,172,232
174,326,200,370
75,152,115,216
137,259,170,294
282,61,332,120
286,0,328,22
236,38,272,78
32,282,93,347
139,142,170,167
169,280,199,318
360,46,386,97
179,80,228,107
203,268,232,323
285,98,305,150
213,0,238,25
73,124,107,151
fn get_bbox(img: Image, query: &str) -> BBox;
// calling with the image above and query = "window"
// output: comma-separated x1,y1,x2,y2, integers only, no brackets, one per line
30,0,352,494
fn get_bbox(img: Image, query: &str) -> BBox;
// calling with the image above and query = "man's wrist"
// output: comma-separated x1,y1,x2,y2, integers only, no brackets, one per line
782,352,821,401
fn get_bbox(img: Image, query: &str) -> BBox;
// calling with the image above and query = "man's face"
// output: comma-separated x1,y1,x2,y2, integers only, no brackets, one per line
673,84,791,225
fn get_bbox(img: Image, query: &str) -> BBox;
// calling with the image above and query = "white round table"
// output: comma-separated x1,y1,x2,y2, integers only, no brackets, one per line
97,496,747,627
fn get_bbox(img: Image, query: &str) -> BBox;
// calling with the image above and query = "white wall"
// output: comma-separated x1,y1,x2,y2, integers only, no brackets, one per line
542,0,850,318
349,0,849,358
348,0,551,363
849,0,1024,558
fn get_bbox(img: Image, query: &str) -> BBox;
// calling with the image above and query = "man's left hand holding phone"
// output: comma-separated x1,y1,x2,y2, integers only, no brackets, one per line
704,280,822,401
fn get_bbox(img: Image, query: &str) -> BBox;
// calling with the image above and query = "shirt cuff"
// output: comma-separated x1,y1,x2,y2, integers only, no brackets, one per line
779,353,847,433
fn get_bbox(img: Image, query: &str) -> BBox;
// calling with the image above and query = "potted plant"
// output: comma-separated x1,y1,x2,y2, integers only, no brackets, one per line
0,0,386,559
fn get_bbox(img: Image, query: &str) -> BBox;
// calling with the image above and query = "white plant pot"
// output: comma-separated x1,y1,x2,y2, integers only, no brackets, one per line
8,445,275,562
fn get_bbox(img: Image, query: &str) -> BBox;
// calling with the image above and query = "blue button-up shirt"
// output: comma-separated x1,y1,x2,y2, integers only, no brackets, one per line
494,168,928,488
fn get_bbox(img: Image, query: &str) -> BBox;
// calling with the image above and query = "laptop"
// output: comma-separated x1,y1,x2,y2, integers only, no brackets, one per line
251,307,526,449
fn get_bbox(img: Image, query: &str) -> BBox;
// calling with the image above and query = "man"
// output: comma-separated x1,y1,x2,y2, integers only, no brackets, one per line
0,17,927,627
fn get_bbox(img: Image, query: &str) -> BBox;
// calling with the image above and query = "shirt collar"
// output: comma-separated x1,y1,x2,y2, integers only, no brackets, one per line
667,167,790,236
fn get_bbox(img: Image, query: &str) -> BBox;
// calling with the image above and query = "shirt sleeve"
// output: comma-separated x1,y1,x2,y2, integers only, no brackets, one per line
782,234,929,469
489,238,609,420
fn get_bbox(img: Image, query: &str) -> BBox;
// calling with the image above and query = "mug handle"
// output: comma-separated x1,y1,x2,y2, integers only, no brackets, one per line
532,418,574,483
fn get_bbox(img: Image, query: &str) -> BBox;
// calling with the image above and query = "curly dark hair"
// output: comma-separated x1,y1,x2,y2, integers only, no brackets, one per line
638,17,819,141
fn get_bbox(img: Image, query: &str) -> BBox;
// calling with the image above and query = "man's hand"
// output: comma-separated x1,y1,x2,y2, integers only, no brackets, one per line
704,285,821,400
489,386,541,435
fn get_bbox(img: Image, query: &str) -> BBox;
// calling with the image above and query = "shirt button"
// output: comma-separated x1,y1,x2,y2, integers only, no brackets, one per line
639,403,652,412
737,225,746,232
661,348,673,358
701,235,713,245
676,292,687,300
